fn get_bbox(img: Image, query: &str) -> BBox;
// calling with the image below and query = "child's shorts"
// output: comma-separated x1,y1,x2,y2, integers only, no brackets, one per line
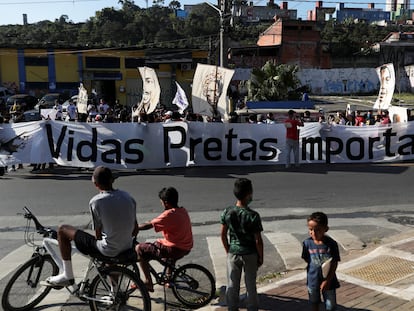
307,287,337,311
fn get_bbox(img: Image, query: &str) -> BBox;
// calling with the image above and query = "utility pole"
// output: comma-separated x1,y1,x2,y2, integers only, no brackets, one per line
206,2,225,67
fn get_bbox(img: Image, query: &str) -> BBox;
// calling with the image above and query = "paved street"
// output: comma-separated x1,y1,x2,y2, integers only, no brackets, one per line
1,163,414,310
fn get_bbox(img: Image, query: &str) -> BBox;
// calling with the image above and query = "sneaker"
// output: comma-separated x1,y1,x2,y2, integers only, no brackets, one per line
42,275,74,288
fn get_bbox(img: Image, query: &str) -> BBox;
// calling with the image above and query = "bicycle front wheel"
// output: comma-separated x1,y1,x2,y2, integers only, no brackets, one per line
89,265,151,311
1,254,59,311
172,263,216,309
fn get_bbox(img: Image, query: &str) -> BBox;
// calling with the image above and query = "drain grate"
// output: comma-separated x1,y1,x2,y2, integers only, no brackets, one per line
344,255,414,285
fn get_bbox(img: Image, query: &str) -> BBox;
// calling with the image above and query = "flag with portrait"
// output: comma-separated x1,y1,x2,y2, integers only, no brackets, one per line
137,67,161,115
374,63,395,110
192,64,234,118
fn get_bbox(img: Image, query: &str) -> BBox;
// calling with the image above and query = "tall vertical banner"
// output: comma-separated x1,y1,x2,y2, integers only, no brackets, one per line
191,64,234,118
172,81,189,113
77,83,88,114
374,63,395,110
137,66,161,114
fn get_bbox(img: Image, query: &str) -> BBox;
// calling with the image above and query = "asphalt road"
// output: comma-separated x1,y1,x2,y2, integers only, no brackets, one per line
1,163,414,218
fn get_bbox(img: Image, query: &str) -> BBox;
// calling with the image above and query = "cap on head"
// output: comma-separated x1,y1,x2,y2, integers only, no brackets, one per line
92,166,114,187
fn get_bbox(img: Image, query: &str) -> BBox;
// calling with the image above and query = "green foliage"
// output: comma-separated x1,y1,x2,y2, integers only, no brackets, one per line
0,2,408,56
245,61,300,101
321,19,392,56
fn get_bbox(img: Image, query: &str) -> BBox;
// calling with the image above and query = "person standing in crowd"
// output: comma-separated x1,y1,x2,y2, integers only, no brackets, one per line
136,187,193,292
221,178,263,311
43,166,138,287
302,212,340,311
98,98,110,117
380,110,391,125
67,99,77,122
365,110,375,125
53,99,63,121
265,112,275,124
284,109,304,168
354,111,365,126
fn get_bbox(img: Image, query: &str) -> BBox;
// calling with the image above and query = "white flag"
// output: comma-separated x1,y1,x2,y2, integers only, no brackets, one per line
374,63,395,110
191,64,234,118
172,82,189,113
77,83,88,114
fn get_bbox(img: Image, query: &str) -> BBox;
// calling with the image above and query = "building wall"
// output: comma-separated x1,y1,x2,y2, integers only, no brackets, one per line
298,68,379,94
257,19,330,68
0,48,208,107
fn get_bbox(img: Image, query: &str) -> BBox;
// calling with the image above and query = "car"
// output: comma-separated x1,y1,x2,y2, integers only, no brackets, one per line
5,94,38,114
21,109,42,122
35,93,69,110
0,88,16,115
0,87,14,105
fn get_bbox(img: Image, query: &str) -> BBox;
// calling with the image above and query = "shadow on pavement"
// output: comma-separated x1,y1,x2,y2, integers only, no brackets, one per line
13,161,413,181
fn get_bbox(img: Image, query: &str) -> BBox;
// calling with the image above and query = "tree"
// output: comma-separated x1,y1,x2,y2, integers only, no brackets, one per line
169,0,181,10
245,62,300,101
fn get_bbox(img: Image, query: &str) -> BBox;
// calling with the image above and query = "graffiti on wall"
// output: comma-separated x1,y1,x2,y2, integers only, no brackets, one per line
298,68,378,95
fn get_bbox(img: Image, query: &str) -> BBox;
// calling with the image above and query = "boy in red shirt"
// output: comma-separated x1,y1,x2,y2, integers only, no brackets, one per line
136,187,193,292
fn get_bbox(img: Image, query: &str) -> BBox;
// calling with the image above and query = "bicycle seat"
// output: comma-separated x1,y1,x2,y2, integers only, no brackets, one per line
94,248,138,265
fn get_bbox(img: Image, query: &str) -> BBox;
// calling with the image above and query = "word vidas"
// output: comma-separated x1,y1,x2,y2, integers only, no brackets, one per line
45,124,145,164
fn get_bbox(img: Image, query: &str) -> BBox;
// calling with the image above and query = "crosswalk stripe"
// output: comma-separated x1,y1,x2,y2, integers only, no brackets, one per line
206,236,227,288
328,230,365,251
35,250,91,309
0,244,34,280
264,232,306,270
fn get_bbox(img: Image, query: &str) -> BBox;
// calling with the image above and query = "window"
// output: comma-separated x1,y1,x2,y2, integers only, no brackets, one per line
85,57,120,69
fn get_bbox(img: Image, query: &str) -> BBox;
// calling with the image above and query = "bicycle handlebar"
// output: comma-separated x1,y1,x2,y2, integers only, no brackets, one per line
23,206,57,239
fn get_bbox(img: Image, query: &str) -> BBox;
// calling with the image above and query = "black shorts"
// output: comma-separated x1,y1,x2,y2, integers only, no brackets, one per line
74,230,102,258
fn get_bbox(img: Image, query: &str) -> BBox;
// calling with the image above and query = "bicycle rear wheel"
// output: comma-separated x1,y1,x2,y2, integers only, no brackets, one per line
89,265,151,311
1,254,59,311
171,263,216,309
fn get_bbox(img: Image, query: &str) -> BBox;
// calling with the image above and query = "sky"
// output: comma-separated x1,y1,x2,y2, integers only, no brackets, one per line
0,0,387,26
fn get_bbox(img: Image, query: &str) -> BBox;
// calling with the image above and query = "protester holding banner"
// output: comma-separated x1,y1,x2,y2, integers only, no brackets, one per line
284,109,304,168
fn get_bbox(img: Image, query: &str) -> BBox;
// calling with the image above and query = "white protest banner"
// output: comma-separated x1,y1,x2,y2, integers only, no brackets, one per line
2,121,414,169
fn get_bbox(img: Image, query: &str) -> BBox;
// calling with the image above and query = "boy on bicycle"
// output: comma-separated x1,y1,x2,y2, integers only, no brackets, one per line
136,187,193,292
44,166,138,287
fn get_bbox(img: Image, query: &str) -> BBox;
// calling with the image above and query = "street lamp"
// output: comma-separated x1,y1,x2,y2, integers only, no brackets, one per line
205,2,224,67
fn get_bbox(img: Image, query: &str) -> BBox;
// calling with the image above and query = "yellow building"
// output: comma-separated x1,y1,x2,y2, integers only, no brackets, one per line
0,47,208,107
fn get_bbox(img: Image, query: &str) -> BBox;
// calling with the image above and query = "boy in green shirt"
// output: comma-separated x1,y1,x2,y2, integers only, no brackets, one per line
220,178,264,311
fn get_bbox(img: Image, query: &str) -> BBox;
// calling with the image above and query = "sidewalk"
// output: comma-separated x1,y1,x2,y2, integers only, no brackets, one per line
207,229,414,311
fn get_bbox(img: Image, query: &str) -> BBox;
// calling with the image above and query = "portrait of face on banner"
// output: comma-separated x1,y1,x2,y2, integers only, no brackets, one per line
192,64,234,118
374,63,395,110
137,67,161,114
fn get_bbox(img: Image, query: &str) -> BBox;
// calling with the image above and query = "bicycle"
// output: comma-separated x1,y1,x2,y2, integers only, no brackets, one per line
1,207,151,311
129,246,216,309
